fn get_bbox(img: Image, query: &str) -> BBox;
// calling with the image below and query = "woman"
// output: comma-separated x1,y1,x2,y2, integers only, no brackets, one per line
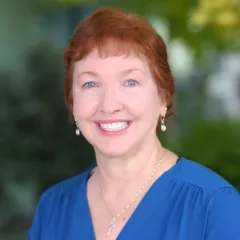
28,7,240,240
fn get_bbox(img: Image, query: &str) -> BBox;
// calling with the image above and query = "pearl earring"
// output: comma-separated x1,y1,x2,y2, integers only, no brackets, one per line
75,121,80,136
161,117,167,132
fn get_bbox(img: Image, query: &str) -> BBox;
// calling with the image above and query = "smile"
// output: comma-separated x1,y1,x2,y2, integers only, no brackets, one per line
99,122,130,131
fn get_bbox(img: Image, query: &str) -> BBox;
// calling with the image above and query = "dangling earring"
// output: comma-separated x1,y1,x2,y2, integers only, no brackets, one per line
75,121,80,136
161,117,167,132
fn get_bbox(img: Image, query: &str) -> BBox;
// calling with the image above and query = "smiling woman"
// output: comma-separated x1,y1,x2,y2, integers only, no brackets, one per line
28,6,240,240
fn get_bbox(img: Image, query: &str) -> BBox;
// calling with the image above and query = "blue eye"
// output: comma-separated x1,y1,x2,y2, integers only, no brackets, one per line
125,79,138,87
83,82,96,88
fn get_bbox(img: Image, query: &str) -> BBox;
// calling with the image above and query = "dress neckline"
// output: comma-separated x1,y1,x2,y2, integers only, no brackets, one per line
82,157,184,239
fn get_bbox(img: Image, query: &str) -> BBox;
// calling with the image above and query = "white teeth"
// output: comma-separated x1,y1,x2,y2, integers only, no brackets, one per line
99,122,129,131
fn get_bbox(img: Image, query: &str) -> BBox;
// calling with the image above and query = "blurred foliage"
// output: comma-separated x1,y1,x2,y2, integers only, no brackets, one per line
40,0,240,59
175,120,240,190
40,0,99,7
191,0,240,50
192,0,240,28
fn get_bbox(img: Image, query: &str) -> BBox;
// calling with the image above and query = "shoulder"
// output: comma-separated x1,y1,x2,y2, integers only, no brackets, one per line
203,184,240,239
37,164,95,210
40,167,91,203
28,167,93,238
176,157,236,194
174,158,240,239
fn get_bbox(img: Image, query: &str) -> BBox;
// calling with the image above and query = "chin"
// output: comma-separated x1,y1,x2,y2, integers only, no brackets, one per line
95,143,132,158
94,141,136,158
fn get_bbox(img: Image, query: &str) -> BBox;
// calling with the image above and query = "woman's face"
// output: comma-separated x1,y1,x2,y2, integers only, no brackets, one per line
72,49,166,157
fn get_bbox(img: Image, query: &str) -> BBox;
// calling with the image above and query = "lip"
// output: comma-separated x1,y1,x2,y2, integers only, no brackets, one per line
95,121,133,136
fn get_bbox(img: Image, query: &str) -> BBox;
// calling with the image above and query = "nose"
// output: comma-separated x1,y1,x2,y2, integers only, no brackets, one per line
99,86,123,114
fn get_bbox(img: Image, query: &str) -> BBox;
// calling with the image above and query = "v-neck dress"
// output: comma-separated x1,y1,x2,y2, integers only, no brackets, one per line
28,157,240,240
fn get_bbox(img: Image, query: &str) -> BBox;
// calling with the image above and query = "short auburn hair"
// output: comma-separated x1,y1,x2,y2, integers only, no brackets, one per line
64,7,174,131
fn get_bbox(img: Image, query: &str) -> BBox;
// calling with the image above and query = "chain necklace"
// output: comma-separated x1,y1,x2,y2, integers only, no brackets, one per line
100,151,164,237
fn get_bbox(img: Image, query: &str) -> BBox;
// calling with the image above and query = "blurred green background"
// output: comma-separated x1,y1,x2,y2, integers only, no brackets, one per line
1,0,240,239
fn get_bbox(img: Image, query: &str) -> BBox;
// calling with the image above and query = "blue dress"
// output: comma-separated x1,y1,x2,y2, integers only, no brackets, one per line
28,157,240,240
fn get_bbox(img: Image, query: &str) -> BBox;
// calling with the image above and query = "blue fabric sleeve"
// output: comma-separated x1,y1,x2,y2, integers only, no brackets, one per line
204,187,240,240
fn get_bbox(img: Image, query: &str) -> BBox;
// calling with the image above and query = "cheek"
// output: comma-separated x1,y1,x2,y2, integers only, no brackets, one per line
72,92,99,119
125,89,160,118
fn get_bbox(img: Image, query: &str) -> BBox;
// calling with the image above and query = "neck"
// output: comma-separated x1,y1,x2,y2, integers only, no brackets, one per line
94,135,164,196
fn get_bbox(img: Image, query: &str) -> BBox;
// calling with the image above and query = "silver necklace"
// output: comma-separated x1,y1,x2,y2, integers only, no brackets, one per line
100,152,164,236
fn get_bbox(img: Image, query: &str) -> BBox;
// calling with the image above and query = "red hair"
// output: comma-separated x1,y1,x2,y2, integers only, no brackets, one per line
64,7,174,131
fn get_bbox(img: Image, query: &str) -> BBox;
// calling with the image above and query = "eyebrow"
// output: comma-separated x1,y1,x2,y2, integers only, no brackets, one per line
121,68,143,75
77,71,99,78
77,68,143,78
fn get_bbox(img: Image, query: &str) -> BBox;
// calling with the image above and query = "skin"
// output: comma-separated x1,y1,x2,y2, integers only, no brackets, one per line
72,49,178,239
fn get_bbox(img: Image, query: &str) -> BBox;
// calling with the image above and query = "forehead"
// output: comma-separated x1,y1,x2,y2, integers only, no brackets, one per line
74,49,150,76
